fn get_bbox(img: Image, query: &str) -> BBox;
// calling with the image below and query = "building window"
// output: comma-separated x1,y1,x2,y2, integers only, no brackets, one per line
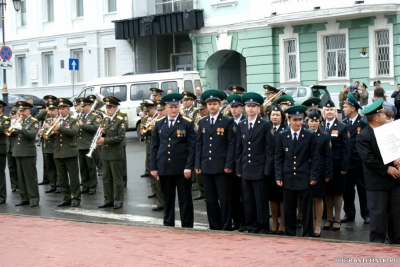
324,34,347,79
107,0,116,13
20,0,27,26
155,0,193,14
16,56,27,87
71,50,83,83
43,53,54,85
375,29,390,76
283,39,297,81
77,0,84,17
105,48,116,77
44,0,54,22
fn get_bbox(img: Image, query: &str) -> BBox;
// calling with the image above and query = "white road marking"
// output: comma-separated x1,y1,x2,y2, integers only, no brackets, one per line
56,208,209,229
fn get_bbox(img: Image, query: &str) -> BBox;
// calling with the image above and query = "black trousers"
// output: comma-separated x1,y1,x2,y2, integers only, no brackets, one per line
7,152,18,190
367,187,400,244
242,178,270,234
230,173,245,228
44,153,58,190
79,149,97,192
283,188,313,237
159,175,193,228
56,157,81,203
0,154,6,201
202,173,232,231
343,166,369,219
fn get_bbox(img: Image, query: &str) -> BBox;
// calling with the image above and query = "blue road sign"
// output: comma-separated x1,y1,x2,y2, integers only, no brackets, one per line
0,46,12,61
69,58,79,71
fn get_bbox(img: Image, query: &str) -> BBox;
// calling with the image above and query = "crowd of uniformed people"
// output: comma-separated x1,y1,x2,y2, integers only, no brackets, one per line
0,83,399,244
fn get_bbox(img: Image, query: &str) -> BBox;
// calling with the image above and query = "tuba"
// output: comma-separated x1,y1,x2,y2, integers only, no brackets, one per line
4,116,23,137
88,93,105,116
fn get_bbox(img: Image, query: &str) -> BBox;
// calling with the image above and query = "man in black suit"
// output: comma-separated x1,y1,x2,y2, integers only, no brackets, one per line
275,105,319,237
236,92,275,234
150,93,196,228
195,89,236,231
356,99,400,244
341,93,369,224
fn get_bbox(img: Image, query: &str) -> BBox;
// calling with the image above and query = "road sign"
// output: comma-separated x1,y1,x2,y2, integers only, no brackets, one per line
69,58,79,71
0,61,13,70
0,46,12,61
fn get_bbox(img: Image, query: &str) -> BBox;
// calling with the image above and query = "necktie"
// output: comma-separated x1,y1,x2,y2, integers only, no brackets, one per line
274,127,277,132
293,132,298,148
211,117,214,126
349,120,353,126
249,122,253,131
326,122,330,131
169,119,174,128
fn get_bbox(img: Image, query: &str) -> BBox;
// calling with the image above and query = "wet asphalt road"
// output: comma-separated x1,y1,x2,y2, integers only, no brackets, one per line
0,131,371,242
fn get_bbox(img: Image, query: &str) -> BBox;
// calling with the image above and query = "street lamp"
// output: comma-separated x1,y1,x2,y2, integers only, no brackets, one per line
1,0,21,115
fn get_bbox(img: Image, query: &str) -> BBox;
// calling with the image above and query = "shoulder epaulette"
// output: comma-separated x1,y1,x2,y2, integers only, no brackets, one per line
157,116,165,121
119,110,126,114
31,117,38,121
117,115,123,120
183,116,192,122
280,128,290,134
3,115,9,119
91,112,98,116
70,116,76,119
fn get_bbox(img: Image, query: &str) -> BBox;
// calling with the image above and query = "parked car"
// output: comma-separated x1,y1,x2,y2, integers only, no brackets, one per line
279,85,331,107
8,94,46,109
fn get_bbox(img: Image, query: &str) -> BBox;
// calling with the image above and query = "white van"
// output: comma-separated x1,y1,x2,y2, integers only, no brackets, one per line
76,71,202,132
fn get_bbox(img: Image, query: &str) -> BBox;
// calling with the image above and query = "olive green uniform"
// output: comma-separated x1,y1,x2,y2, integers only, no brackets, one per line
6,128,18,191
116,109,128,186
54,115,81,205
12,116,40,204
100,114,126,205
35,110,49,183
193,114,205,197
43,116,59,191
0,114,11,203
78,112,101,193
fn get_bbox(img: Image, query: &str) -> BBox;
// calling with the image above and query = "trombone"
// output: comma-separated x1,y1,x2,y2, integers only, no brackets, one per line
4,116,23,137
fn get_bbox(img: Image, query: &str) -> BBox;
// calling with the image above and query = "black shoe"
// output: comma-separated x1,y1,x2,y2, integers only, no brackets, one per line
88,191,96,195
296,218,302,228
363,217,370,224
57,201,71,207
98,202,114,208
148,194,156,198
71,202,80,207
152,206,164,211
81,190,89,194
194,195,205,200
0,199,5,204
97,171,103,176
191,186,198,191
323,220,333,230
140,173,149,178
45,188,56,193
113,203,123,209
340,216,355,223
15,201,30,206
54,189,62,194
11,189,17,192
238,225,247,232
276,230,285,235
38,181,49,185
30,202,39,207
313,232,321,238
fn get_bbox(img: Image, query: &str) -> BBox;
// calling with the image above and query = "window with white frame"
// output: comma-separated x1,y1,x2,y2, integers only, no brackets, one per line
16,56,27,87
71,50,83,83
155,0,193,14
43,53,54,85
107,0,116,13
375,29,390,76
19,0,27,26
283,39,297,81
44,0,54,22
76,0,84,17
324,34,347,79
105,48,116,77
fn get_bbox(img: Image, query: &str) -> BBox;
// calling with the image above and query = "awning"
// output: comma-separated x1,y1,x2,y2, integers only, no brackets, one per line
113,9,204,39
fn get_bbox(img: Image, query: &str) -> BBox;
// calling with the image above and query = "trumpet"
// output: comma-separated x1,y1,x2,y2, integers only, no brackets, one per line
37,114,50,146
4,116,23,137
87,117,107,158
263,90,285,107
139,114,158,142
42,116,61,140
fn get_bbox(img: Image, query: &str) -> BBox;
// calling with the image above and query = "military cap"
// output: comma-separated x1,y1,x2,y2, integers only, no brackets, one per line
43,95,57,101
277,95,295,107
103,97,120,107
271,104,283,113
73,98,79,106
150,88,164,96
46,100,57,109
196,100,207,110
57,98,73,107
162,93,183,106
107,96,122,103
226,94,243,107
140,99,155,112
182,91,196,100
86,95,97,103
241,92,264,106
79,97,93,107
0,100,7,107
284,105,308,119
10,106,18,114
307,109,321,120
361,83,368,89
362,98,384,116
373,80,381,86
344,92,362,110
324,99,335,108
302,97,321,109
263,85,279,94
155,100,165,111
228,85,245,95
201,89,225,102
16,101,33,110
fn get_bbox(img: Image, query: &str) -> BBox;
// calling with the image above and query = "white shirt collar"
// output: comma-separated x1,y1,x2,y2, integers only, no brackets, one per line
210,112,220,122
247,117,257,125
290,127,301,138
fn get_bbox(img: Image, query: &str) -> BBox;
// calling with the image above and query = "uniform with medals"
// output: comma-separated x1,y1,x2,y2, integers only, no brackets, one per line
0,100,10,204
